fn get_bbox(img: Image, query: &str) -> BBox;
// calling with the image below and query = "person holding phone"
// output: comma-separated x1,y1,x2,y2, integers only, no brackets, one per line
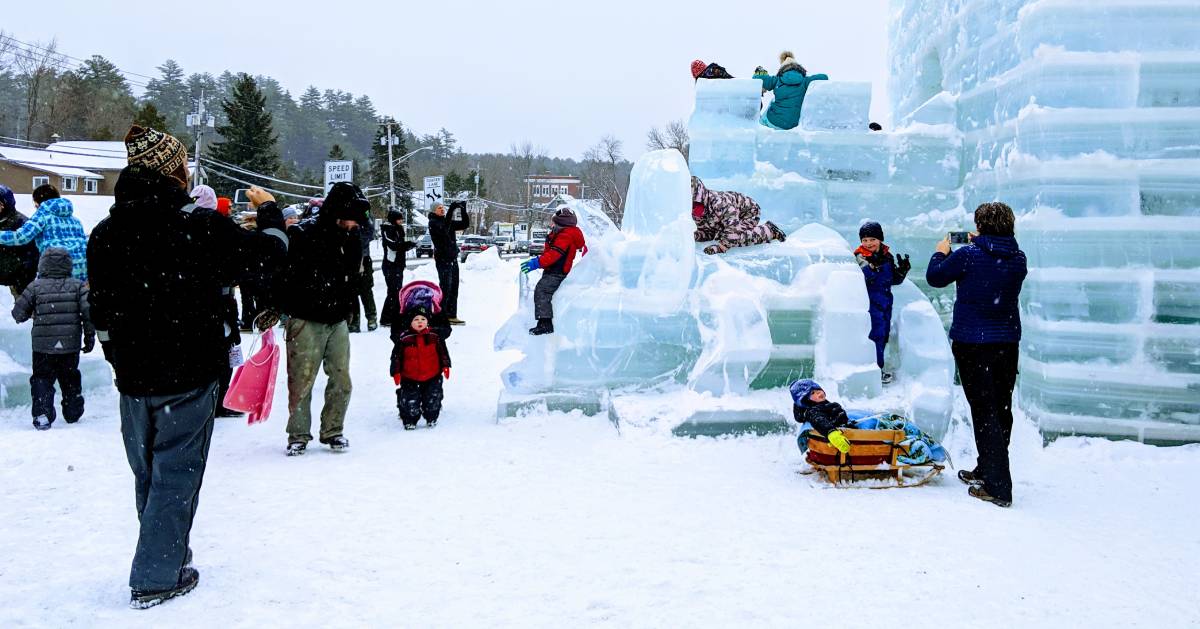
428,201,470,325
926,202,1028,508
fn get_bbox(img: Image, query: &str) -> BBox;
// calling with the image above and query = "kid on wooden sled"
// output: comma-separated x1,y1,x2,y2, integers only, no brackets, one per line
520,207,587,336
390,308,451,430
789,379,852,454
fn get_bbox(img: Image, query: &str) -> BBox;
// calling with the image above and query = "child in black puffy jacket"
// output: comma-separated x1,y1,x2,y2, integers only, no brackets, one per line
789,378,852,454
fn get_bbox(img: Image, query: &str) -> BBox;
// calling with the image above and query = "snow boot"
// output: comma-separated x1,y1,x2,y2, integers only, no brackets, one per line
130,567,199,609
323,435,350,452
766,221,787,242
881,371,895,385
32,415,51,431
968,485,1011,508
529,318,554,336
367,319,378,332
286,442,306,457
403,423,418,431
448,317,466,326
426,418,438,428
958,469,984,486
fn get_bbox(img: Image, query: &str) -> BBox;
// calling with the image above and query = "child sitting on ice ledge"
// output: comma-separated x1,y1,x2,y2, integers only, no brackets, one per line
789,379,946,466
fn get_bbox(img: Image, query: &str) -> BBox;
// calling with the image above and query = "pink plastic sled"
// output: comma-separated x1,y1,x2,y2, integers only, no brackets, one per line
222,327,280,425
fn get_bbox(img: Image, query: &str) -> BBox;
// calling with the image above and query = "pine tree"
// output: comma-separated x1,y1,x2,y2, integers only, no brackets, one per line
328,144,347,160
144,60,190,136
209,73,280,197
369,117,413,215
133,103,169,131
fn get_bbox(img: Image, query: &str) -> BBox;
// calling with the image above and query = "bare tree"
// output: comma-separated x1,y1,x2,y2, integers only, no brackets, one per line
582,135,630,224
11,37,62,141
646,119,690,161
509,140,545,207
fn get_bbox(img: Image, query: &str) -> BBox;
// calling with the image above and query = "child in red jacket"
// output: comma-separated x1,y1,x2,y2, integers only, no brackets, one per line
390,308,451,429
520,207,587,335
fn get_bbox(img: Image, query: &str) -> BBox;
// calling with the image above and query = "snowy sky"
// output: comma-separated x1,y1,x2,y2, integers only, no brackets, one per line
5,0,891,160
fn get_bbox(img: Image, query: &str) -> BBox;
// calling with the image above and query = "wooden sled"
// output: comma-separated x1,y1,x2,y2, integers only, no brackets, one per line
804,428,944,489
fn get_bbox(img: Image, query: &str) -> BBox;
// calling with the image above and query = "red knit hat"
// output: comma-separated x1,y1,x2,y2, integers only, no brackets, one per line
216,197,232,216
691,59,706,79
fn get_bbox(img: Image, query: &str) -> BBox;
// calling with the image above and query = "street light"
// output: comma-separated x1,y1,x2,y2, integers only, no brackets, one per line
391,145,432,168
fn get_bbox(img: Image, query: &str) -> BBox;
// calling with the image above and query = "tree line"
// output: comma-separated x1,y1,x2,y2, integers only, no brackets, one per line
0,34,691,224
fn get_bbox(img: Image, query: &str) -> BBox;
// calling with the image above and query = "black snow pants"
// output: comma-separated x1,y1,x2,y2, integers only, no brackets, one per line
533,272,567,320
30,351,83,424
119,381,217,593
397,376,444,427
380,262,405,327
952,342,1019,503
348,256,378,331
435,258,460,319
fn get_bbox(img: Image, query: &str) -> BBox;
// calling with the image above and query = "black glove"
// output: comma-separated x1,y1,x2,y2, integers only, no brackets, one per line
254,309,281,331
897,254,911,275
83,337,95,354
101,342,115,363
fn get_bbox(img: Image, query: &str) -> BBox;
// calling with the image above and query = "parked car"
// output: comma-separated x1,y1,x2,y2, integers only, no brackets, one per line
459,235,491,261
515,239,530,253
528,237,546,256
493,235,514,253
415,234,434,258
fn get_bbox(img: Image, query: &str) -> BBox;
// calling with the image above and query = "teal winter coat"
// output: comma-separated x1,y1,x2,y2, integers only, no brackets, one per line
758,67,828,130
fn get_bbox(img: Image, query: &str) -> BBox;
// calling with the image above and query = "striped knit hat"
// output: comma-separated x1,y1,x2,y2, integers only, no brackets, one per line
124,125,189,187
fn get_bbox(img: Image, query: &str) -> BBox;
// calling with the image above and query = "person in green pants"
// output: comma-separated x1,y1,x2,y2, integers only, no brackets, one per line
270,182,366,456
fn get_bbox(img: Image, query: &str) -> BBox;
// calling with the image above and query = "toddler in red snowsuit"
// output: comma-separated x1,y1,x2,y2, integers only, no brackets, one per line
390,310,451,429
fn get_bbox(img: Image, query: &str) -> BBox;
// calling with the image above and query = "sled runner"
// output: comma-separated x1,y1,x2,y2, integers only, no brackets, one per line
803,427,944,488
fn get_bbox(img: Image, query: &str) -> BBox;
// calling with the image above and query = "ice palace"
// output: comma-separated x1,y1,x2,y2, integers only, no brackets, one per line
496,0,1200,443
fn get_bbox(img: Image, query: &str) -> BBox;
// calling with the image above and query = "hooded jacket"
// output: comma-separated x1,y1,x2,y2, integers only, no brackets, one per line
0,205,41,287
277,207,362,324
11,247,94,354
0,197,89,281
757,60,829,131
789,379,850,436
381,215,416,270
390,325,451,382
690,177,763,247
926,235,1028,344
854,244,908,341
87,166,236,394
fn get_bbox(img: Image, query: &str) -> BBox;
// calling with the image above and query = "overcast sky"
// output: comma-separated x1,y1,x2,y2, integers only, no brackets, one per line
6,0,891,160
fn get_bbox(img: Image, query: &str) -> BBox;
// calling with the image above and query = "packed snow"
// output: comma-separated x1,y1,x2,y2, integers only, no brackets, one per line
2,258,1198,627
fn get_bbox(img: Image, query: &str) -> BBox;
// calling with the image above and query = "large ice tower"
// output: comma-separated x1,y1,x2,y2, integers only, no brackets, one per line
889,0,1200,442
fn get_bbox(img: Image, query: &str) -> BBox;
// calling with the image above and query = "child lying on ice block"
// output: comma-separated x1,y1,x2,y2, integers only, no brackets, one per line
789,378,946,465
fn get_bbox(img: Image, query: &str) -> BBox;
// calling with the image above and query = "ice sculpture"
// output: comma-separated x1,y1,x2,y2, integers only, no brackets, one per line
891,0,1200,442
494,150,955,438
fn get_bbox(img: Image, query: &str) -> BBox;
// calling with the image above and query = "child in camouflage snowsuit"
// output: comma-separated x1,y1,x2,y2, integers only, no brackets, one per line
690,176,787,254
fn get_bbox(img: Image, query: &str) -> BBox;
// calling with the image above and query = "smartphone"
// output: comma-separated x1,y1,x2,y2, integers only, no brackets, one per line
948,231,971,245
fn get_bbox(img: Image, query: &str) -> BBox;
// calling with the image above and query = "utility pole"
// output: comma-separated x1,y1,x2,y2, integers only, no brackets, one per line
187,89,215,186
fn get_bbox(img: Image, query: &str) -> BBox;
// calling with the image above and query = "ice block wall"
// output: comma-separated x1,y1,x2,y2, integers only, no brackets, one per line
494,150,955,438
890,0,1200,442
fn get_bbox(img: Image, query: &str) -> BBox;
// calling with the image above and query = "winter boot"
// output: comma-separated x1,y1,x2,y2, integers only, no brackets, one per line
367,318,378,332
957,469,984,486
528,318,554,336
130,567,199,609
426,418,438,428
323,435,350,452
968,485,1011,508
448,317,466,326
765,221,787,243
286,442,306,457
403,423,418,431
32,415,51,431
881,371,895,385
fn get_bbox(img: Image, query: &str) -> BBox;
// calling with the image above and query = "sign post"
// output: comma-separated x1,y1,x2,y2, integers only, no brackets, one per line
423,176,445,211
324,161,353,195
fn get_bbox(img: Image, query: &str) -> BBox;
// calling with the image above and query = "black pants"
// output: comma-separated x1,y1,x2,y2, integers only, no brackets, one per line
953,342,1019,502
348,256,378,330
240,288,258,329
120,381,217,592
397,376,444,426
380,263,405,327
533,272,567,320
31,351,83,424
435,258,460,319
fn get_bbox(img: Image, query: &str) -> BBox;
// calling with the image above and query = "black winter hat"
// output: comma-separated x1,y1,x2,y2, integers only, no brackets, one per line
322,182,370,222
858,221,884,242
386,209,404,224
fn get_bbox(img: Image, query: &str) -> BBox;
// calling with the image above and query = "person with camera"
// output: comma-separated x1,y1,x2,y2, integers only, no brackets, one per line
926,202,1027,508
427,200,470,325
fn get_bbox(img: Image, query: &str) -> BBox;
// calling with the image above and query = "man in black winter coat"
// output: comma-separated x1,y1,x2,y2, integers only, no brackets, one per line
0,184,41,300
427,201,470,325
379,208,416,327
272,181,364,456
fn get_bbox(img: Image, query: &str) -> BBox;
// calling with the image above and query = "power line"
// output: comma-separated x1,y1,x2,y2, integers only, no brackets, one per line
199,156,323,191
2,44,151,90
1,34,157,84
202,167,319,201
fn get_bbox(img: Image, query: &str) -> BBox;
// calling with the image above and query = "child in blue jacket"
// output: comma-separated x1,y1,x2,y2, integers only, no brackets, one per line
854,221,910,383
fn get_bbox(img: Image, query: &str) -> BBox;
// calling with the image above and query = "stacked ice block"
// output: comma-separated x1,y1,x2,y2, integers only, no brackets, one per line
494,150,955,438
891,0,1200,441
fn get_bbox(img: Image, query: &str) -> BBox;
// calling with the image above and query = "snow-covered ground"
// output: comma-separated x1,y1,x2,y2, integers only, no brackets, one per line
1,254,1198,627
